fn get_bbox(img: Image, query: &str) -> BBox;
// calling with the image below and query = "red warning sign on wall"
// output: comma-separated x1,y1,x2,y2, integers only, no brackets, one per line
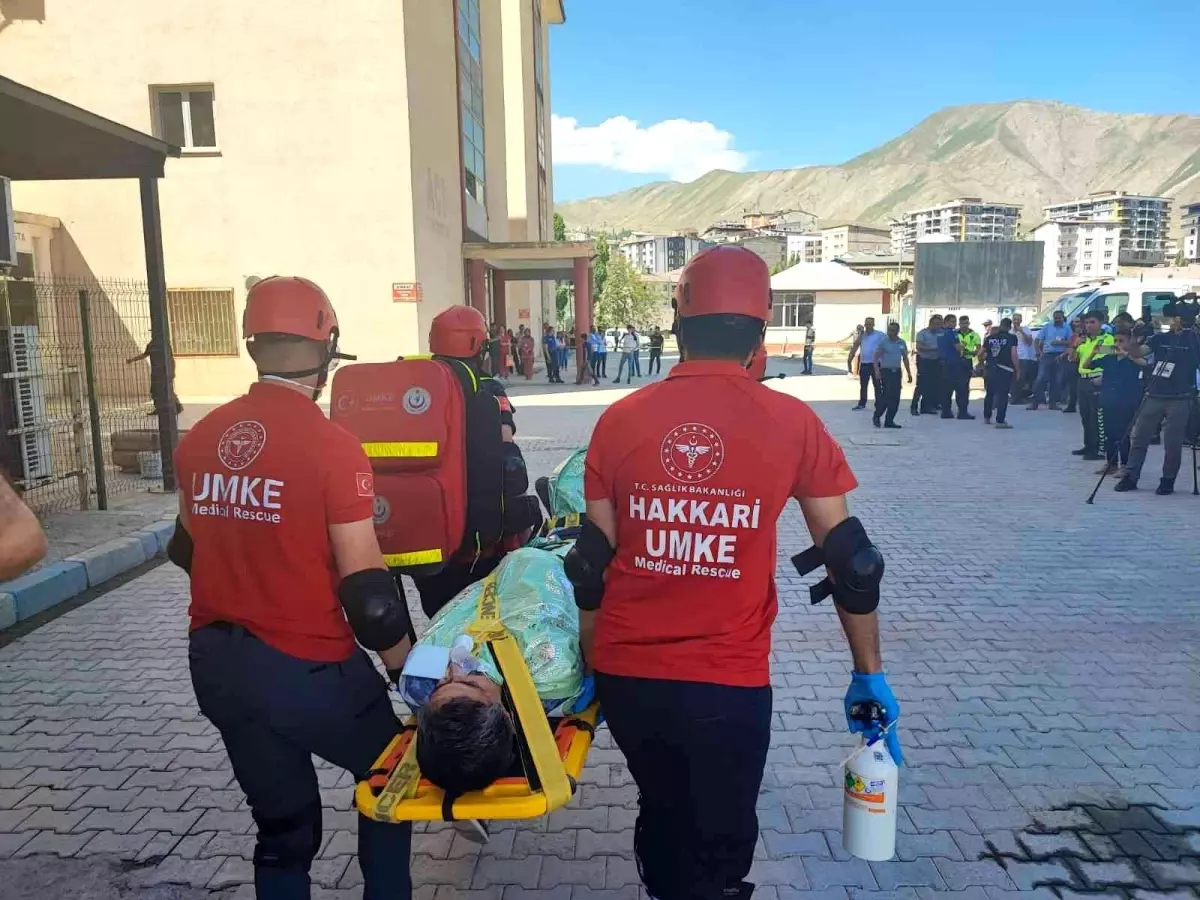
392,282,423,303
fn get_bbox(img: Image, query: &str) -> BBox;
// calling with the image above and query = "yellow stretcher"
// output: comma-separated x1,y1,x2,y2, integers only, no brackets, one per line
355,567,600,825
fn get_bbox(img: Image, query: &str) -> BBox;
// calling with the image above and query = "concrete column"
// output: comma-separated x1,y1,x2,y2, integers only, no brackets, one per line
493,270,508,329
468,258,488,316
573,256,591,372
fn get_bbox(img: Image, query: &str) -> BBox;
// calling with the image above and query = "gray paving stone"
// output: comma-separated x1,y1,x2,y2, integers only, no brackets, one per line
934,860,1018,891
803,858,874,889
14,830,94,857
473,856,541,889
136,855,224,887
79,828,155,858
539,856,605,889
869,858,946,890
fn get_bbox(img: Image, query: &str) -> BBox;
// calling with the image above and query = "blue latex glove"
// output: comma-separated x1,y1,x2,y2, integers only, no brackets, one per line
563,674,595,715
844,671,903,766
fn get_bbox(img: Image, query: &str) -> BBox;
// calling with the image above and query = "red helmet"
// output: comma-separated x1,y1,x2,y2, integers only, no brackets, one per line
243,276,338,342
673,244,772,321
430,305,488,357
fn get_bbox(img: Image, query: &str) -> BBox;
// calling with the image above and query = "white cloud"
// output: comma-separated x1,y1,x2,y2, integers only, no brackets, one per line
551,114,749,183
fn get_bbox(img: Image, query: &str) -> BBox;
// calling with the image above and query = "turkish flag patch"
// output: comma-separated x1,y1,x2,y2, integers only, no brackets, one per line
356,472,374,497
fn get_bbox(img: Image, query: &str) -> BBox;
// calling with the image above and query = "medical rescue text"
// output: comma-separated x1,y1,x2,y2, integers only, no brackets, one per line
628,483,760,580
191,472,284,524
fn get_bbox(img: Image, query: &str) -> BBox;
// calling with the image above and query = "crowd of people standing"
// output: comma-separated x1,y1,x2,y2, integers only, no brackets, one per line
481,322,665,388
848,302,1200,496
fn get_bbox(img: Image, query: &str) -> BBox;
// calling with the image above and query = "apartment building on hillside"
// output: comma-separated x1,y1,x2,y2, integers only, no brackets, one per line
1043,191,1172,267
1,0,570,400
1181,202,1200,264
786,233,824,264
890,199,1021,253
1030,219,1122,284
619,234,709,275
819,223,890,262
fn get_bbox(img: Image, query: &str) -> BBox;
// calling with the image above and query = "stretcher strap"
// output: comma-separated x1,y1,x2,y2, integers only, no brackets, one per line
371,732,422,821
468,572,573,814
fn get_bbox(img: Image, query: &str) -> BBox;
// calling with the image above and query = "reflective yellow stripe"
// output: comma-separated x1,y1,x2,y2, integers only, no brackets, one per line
362,441,438,458
383,549,443,567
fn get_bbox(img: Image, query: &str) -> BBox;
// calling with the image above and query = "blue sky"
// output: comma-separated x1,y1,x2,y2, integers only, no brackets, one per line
549,0,1196,202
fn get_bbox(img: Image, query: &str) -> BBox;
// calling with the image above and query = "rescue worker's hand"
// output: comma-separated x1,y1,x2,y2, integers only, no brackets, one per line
844,671,902,766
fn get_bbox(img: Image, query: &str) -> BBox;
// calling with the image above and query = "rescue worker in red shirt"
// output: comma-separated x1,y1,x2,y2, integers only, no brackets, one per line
170,277,415,900
409,305,539,618
567,245,901,900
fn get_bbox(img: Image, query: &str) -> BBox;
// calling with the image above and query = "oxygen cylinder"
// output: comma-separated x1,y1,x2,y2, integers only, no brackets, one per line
842,737,898,861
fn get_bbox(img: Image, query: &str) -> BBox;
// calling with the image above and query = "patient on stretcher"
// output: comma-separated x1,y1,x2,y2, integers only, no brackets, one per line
396,544,591,796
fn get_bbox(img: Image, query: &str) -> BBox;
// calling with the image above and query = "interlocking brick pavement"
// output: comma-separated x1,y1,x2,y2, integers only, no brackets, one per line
0,362,1197,898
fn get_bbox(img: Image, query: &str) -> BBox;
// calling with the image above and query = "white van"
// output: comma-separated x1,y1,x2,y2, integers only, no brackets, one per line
1030,279,1195,330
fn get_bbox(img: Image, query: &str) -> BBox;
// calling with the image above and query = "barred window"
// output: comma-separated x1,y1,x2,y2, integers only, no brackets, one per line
168,288,238,356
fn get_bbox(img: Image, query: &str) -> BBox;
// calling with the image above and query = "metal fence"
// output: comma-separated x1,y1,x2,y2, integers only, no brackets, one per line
1,272,171,515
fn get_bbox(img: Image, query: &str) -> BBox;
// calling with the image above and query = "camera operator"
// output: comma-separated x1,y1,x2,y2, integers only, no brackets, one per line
1115,295,1200,495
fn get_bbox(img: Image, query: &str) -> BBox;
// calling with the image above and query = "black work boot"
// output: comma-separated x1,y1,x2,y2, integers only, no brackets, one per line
1156,478,1175,496
1114,476,1138,492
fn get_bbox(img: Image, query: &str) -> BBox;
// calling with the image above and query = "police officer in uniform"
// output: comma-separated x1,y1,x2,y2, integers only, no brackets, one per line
410,305,539,618
172,277,415,900
566,245,902,900
1070,311,1114,461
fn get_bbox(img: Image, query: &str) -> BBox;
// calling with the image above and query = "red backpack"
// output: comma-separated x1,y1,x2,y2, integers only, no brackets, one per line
330,356,505,577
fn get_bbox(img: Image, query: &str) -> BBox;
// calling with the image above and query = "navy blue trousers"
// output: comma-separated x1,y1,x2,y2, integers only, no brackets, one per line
189,624,411,900
595,673,772,900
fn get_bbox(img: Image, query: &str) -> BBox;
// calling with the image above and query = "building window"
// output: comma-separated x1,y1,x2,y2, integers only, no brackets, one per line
1084,238,1093,246
1105,237,1114,246
770,291,814,328
457,0,485,205
168,288,239,356
151,85,217,150
1104,251,1113,258
1084,251,1092,259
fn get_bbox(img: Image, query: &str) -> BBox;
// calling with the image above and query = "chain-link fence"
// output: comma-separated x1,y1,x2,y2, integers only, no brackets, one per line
1,271,172,515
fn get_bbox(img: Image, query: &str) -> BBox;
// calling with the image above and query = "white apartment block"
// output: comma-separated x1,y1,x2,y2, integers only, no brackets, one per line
786,232,823,264
1031,220,1121,284
1043,191,1172,266
891,199,1021,253
619,234,708,275
819,224,890,262
1182,202,1200,264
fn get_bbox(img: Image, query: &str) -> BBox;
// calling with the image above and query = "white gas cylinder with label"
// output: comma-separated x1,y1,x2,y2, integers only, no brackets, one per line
842,738,898,861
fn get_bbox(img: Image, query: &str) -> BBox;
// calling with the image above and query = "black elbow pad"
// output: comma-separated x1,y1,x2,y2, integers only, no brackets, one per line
791,516,883,615
338,569,414,651
501,442,529,496
564,520,614,611
166,517,193,574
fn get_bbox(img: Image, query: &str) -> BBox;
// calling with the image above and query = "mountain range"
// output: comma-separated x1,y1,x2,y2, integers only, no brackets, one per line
555,101,1200,238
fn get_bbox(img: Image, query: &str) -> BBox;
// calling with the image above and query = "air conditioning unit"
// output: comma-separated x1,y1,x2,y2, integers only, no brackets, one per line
0,325,53,483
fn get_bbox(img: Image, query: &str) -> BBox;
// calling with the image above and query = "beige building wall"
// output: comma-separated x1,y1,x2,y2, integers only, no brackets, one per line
1,0,561,400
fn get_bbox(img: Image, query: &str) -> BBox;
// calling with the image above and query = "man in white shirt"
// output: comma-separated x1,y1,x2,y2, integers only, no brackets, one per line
851,318,886,410
613,325,639,385
1010,312,1037,403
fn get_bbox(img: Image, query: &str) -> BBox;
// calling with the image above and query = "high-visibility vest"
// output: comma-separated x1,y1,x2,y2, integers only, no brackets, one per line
958,330,980,358
1077,334,1115,376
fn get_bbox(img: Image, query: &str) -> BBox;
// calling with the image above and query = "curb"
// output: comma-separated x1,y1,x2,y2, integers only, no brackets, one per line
0,518,176,631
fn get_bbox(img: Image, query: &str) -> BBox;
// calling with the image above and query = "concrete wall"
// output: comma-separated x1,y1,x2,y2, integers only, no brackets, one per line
0,0,555,399
811,290,885,344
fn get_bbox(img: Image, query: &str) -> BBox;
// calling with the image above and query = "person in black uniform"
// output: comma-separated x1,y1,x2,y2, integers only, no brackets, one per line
980,318,1019,428
648,326,665,375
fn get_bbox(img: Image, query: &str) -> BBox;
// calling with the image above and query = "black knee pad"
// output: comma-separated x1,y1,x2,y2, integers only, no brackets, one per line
253,801,322,872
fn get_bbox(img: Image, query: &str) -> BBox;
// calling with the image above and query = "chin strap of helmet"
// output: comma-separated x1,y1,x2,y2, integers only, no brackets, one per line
256,329,357,400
